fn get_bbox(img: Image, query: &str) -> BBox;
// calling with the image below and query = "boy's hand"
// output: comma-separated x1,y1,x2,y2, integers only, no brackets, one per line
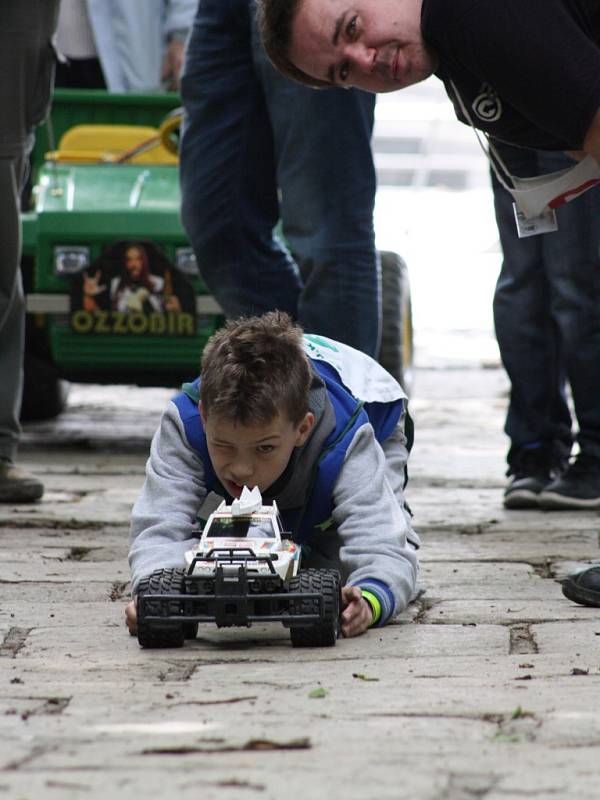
340,586,373,638
125,599,137,636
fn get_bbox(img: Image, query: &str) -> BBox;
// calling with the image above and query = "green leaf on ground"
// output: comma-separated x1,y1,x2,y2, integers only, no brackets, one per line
352,673,380,682
494,733,521,743
308,687,328,698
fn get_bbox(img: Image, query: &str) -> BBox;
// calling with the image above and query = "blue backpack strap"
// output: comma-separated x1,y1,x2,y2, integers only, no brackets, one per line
363,397,403,443
295,360,367,542
296,359,407,543
172,377,217,490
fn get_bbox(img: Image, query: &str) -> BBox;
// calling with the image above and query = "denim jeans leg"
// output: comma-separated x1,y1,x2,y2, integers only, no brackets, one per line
251,20,380,357
179,0,302,319
542,159,600,461
491,144,573,465
0,158,24,462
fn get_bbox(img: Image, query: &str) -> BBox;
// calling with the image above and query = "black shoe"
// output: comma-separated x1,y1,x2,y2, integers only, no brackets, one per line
503,446,561,510
504,474,549,509
538,453,600,510
562,566,600,606
0,461,44,503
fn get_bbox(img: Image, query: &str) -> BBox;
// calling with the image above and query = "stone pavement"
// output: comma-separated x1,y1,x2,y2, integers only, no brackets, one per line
1,368,600,800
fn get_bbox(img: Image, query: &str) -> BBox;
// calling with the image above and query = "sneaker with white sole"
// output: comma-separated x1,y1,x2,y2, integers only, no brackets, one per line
538,453,600,510
503,446,563,509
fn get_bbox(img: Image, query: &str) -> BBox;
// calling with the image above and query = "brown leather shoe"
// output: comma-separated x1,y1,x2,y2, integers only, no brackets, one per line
0,462,44,503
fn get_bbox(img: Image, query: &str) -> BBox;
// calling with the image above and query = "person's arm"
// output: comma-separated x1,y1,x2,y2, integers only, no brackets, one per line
583,109,600,162
331,420,420,636
128,400,208,594
161,0,196,89
161,37,186,90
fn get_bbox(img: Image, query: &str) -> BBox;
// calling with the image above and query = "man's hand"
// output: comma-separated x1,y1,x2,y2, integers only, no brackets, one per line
125,599,137,636
161,40,186,91
82,270,106,297
340,586,373,638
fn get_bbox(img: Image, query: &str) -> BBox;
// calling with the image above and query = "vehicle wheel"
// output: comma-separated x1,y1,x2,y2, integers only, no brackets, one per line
183,622,199,640
20,306,69,422
20,353,70,422
289,569,341,648
378,251,414,396
137,568,186,648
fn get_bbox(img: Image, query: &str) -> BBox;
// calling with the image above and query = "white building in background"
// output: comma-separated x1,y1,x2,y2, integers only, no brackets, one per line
373,78,490,191
372,78,501,369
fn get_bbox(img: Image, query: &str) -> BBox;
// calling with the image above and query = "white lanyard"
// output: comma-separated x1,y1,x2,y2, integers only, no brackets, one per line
449,80,600,233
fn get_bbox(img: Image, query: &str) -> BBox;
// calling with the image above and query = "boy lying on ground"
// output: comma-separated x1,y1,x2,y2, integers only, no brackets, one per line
126,311,420,638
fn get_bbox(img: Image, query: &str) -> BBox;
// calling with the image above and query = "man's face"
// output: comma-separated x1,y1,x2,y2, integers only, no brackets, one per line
202,410,314,499
289,0,437,93
125,246,145,280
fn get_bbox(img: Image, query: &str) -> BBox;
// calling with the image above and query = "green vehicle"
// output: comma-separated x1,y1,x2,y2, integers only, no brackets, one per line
21,89,412,421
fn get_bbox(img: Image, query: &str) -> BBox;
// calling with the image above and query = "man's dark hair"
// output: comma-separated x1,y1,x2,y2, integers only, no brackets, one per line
256,0,330,88
200,311,312,426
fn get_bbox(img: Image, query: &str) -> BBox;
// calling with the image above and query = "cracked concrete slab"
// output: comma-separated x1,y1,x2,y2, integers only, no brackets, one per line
421,530,600,564
420,561,562,600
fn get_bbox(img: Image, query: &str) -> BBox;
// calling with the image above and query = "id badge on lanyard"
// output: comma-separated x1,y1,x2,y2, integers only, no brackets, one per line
512,204,557,239
449,81,600,237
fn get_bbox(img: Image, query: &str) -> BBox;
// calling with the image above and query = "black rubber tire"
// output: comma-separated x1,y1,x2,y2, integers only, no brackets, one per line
137,568,186,648
378,251,414,396
183,622,199,640
20,304,69,423
289,569,341,648
20,353,70,422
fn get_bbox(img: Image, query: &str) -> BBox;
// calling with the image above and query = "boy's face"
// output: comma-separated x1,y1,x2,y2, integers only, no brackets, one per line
201,409,315,498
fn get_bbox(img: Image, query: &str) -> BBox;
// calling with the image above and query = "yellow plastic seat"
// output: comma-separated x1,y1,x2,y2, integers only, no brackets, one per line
45,124,178,165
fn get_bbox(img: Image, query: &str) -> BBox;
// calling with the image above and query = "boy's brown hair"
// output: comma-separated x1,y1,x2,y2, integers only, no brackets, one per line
200,312,312,426
257,0,331,89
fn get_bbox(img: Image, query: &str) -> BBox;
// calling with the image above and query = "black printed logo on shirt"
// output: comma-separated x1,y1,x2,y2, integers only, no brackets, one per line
472,83,502,123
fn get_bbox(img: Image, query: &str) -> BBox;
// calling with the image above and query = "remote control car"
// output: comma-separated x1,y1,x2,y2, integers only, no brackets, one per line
136,487,341,648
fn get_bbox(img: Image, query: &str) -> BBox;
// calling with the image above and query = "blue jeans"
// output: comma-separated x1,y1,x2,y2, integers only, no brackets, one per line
179,0,380,356
491,142,600,465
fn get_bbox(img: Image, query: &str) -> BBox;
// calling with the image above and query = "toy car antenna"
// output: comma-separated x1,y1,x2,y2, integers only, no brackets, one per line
231,485,262,516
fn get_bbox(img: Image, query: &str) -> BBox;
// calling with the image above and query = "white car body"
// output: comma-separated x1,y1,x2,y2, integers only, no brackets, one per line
184,497,301,583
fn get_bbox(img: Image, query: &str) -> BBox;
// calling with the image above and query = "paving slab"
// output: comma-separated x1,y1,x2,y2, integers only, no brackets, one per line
420,529,600,564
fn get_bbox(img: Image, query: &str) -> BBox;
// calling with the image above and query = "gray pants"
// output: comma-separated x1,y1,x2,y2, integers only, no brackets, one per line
0,0,60,462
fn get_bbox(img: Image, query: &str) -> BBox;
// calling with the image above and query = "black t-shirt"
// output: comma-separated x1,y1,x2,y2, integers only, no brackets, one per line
421,0,600,150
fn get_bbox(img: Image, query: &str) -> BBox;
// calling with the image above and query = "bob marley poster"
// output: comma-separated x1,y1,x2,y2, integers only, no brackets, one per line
70,241,196,336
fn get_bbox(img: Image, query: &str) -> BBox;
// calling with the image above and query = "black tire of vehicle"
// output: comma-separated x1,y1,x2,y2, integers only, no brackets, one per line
183,622,199,640
20,297,70,421
20,353,70,422
137,568,186,648
289,569,341,648
378,250,414,396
